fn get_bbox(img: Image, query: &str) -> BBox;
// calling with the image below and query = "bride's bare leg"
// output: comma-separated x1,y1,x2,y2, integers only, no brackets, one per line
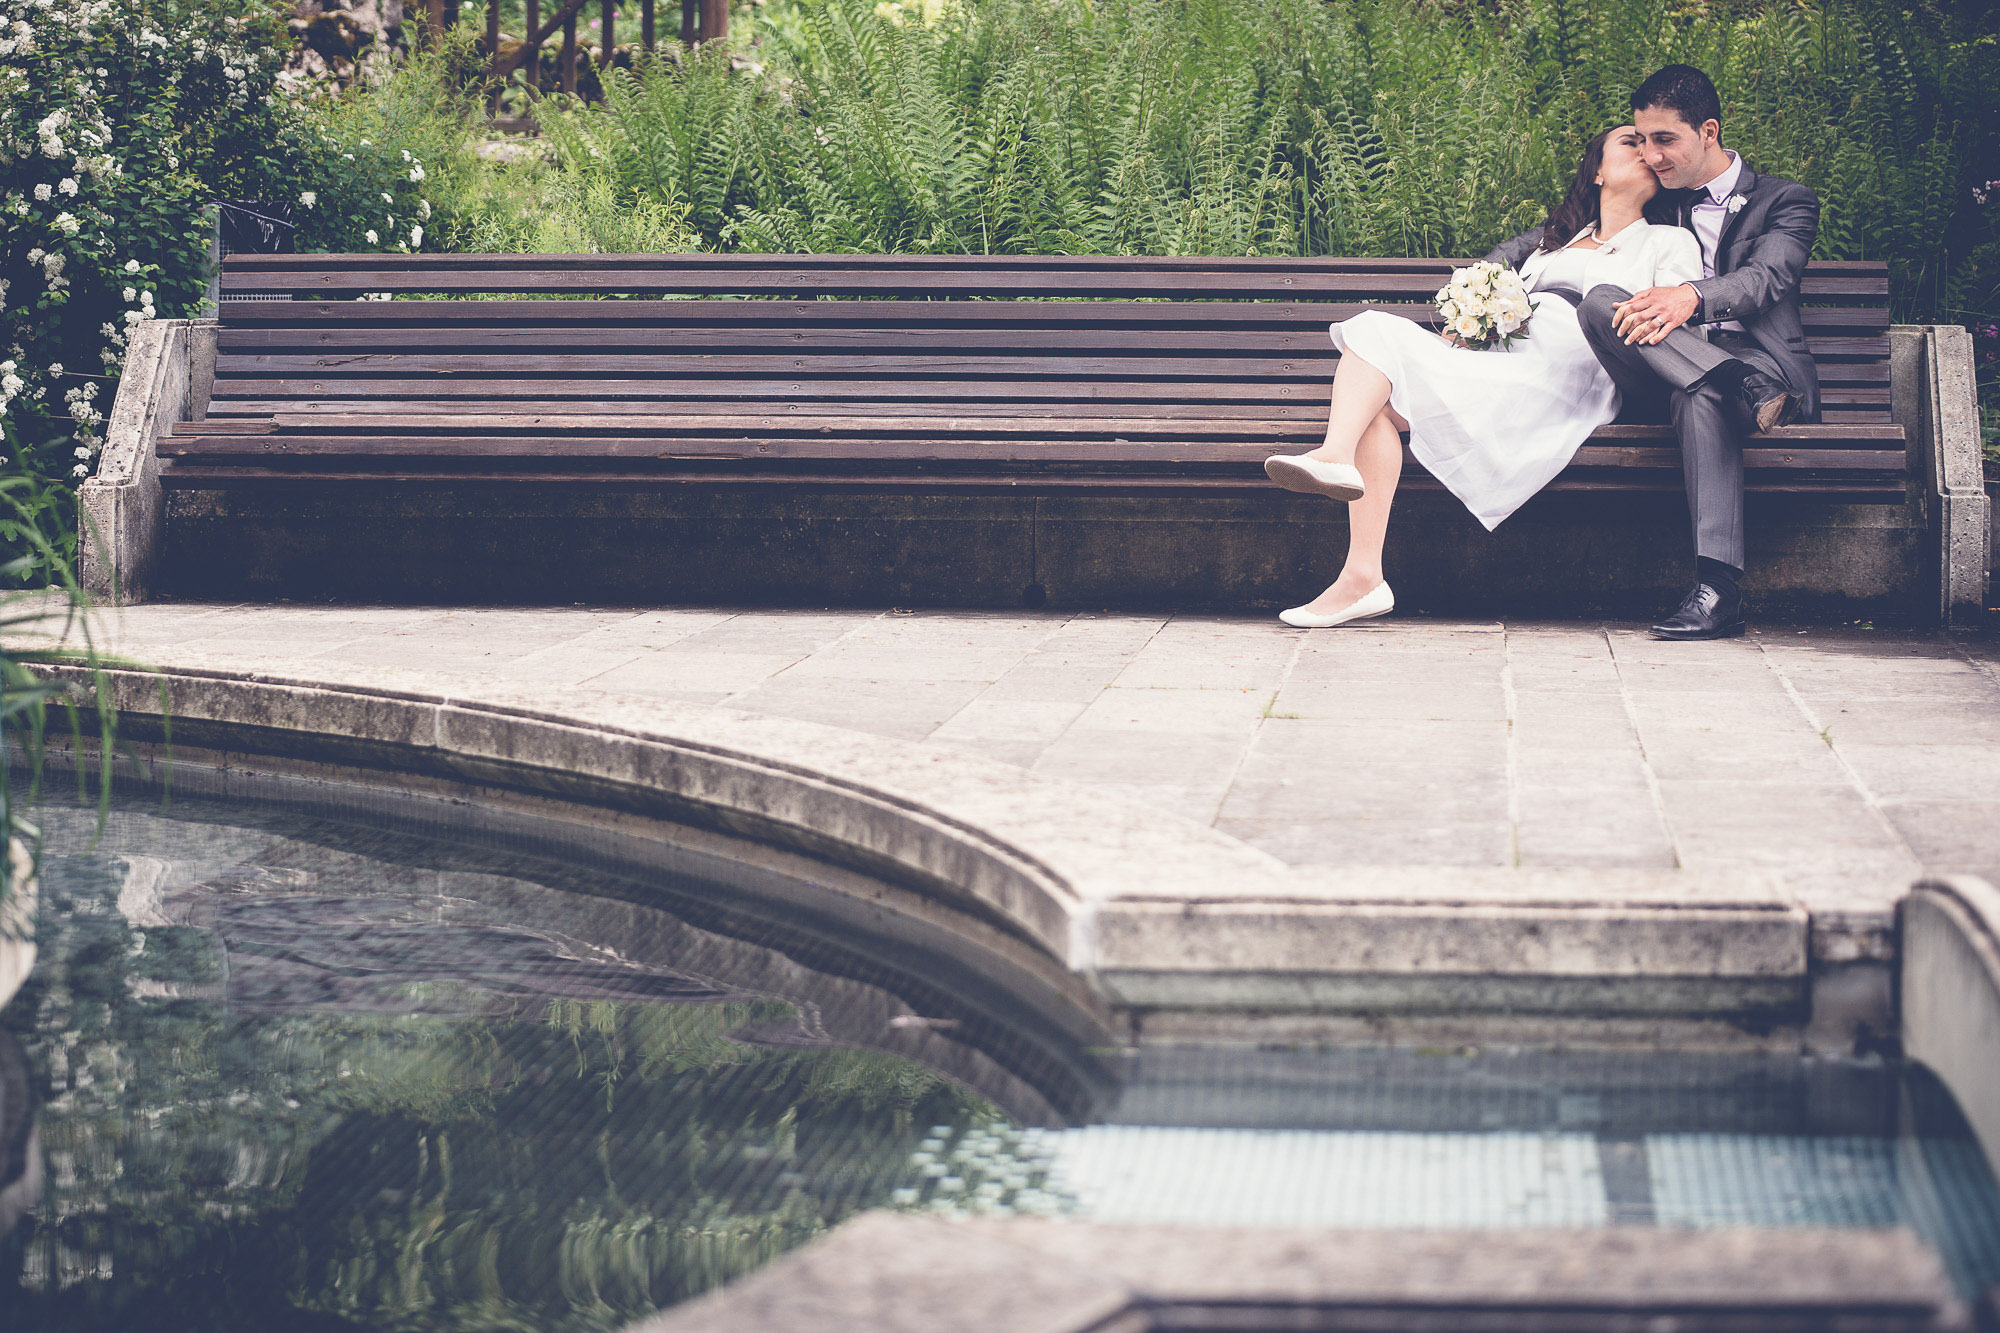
1299,407,1407,613
1305,352,1394,466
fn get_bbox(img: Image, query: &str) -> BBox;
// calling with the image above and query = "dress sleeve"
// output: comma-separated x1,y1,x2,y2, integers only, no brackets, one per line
1653,228,1704,289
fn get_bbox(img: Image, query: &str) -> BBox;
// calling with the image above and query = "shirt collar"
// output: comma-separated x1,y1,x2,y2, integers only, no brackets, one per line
1702,151,1744,204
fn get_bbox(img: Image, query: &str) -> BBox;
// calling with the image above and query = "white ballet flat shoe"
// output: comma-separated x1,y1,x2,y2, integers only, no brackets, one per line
1278,582,1395,629
1264,453,1366,502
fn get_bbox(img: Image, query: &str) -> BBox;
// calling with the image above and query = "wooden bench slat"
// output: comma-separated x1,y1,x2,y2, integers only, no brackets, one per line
221,251,1902,274
212,299,1894,334
200,387,1893,417
205,364,1896,405
219,269,1889,301
228,413,1902,444
214,326,1895,362
155,458,1906,493
212,343,1890,381
165,429,1907,472
259,412,1321,437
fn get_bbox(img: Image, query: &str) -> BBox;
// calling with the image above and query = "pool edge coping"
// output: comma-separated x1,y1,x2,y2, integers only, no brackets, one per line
44,660,1816,1033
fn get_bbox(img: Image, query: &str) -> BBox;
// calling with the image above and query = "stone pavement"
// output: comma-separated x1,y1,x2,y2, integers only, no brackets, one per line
58,602,2000,919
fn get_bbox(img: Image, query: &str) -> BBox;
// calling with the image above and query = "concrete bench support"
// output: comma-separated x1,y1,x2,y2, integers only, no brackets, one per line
77,317,213,605
1892,324,1990,625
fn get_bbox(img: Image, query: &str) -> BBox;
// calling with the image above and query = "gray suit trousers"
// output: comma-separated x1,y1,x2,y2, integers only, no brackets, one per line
1577,286,1783,571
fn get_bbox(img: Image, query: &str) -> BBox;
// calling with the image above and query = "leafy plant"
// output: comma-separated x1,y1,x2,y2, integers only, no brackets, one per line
1,471,118,913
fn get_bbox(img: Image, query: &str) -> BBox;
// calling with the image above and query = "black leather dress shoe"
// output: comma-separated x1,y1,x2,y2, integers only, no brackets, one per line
1651,582,1746,640
1738,372,1799,434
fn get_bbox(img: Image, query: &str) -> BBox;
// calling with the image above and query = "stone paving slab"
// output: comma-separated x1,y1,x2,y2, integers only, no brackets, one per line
40,602,2000,921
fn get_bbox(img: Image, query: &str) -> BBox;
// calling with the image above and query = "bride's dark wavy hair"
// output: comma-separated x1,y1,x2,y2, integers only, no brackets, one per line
1536,129,1688,252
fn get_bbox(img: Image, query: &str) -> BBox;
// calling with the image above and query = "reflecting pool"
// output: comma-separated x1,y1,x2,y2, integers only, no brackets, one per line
2,780,1998,1331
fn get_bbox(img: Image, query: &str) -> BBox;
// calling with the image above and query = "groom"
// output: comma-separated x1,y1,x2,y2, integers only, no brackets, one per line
1488,64,1822,640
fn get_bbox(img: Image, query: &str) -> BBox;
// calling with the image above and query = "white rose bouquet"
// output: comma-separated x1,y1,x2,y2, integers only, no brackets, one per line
1435,260,1536,351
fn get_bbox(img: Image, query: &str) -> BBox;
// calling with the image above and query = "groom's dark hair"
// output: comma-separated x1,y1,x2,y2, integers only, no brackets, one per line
1631,64,1722,132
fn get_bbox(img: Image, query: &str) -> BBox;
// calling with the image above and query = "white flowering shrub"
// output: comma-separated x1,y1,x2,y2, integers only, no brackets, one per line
0,0,437,523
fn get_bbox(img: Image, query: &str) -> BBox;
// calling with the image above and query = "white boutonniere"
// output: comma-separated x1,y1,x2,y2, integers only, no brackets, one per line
1725,194,1748,215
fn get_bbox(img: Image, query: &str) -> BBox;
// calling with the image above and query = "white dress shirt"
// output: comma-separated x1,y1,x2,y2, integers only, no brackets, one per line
1689,151,1745,330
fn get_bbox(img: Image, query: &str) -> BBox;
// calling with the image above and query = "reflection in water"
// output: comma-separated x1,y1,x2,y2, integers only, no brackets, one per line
4,783,2000,1331
0,791,1083,1331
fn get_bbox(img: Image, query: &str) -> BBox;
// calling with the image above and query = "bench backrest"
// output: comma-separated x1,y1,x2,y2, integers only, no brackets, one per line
209,253,1893,425
168,254,1905,500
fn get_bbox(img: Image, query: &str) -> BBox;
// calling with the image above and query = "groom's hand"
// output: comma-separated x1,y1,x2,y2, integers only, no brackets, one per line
1613,284,1700,346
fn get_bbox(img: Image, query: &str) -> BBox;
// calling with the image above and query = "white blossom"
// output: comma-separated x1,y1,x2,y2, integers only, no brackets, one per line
409,224,423,247
298,190,316,208
364,229,379,245
123,259,139,273
32,182,50,201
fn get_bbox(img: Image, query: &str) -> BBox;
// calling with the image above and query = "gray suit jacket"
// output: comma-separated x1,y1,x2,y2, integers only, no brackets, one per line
1482,166,1822,420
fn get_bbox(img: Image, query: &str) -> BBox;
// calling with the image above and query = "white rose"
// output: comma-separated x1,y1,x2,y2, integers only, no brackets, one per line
122,286,135,302
365,229,378,244
1453,314,1484,339
124,258,139,272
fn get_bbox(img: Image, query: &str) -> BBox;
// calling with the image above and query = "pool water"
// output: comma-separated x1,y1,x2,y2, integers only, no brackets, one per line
2,783,1997,1331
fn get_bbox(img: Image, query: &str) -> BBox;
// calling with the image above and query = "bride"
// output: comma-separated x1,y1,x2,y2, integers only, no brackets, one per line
1262,125,1702,627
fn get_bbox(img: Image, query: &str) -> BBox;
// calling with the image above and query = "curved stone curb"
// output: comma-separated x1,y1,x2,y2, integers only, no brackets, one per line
631,1213,1963,1333
1901,875,2000,1171
44,660,1809,1034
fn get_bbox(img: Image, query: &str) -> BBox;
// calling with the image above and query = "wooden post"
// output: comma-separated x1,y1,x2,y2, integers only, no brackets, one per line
443,0,460,34
600,0,614,75
525,0,542,96
681,0,696,45
641,0,654,51
485,0,501,112
560,6,578,94
700,0,725,44
420,0,444,47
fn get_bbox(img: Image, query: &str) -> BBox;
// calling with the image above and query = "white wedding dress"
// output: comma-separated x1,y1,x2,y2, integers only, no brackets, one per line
1329,222,1701,529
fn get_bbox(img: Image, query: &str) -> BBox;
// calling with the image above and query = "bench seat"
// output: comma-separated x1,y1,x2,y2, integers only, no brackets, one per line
169,254,1906,504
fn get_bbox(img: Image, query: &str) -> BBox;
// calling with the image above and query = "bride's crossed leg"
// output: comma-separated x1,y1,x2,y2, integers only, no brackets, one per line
1293,351,1408,617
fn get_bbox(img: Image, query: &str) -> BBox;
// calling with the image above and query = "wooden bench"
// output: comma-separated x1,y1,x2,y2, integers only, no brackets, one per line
166,253,1905,502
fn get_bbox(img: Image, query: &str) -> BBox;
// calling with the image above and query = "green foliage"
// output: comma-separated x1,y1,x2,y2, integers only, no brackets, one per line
0,472,117,904
531,0,1997,335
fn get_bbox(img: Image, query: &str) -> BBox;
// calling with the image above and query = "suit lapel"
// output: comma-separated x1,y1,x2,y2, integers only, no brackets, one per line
1713,164,1760,268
